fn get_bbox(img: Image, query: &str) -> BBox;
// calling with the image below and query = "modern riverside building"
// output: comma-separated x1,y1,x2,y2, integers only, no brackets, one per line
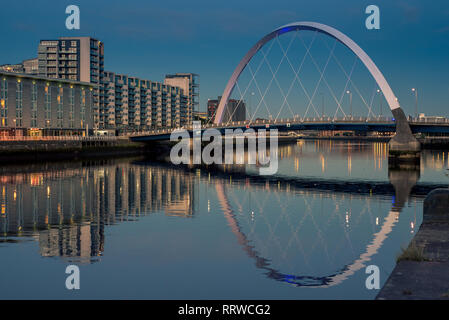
0,36,196,133
38,37,104,128
164,73,199,125
0,71,95,137
103,71,189,132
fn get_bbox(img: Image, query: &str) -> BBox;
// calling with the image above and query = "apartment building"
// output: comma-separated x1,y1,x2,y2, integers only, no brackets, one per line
103,71,189,132
38,37,104,128
164,73,199,125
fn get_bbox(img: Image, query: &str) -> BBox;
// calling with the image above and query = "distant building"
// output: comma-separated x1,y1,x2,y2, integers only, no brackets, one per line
23,58,38,75
0,58,38,75
164,73,199,125
207,99,219,122
0,71,95,137
103,71,189,131
0,63,24,73
207,96,246,123
38,37,104,128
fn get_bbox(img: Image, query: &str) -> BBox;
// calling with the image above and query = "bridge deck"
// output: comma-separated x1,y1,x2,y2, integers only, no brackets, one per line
130,117,449,142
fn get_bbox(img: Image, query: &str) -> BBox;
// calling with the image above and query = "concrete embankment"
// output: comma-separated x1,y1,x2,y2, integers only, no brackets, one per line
298,136,449,149
376,189,449,300
0,138,147,163
419,137,449,149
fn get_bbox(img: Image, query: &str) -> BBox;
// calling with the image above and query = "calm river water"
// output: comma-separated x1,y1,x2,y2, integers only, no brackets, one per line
0,140,448,299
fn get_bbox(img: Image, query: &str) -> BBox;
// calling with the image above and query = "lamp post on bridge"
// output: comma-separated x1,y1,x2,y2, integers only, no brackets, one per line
377,89,383,117
346,90,352,118
320,92,325,118
412,88,418,119
249,92,255,120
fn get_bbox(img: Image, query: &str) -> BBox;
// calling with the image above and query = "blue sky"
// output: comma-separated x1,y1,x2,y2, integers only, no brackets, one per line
1,0,448,116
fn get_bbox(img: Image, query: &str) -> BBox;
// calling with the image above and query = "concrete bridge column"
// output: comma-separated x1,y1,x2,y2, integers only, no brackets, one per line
389,108,421,166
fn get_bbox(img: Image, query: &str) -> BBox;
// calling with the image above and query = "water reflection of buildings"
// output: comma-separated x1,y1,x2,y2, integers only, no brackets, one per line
0,162,196,263
421,150,449,170
282,140,389,175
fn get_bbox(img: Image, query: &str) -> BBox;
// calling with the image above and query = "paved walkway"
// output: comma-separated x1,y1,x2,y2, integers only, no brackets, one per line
377,189,449,300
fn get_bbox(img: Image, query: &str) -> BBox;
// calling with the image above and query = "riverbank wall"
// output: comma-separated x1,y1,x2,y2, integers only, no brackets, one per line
0,138,147,163
376,188,449,300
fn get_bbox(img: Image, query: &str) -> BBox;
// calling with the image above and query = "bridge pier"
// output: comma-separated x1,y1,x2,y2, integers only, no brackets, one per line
388,108,421,167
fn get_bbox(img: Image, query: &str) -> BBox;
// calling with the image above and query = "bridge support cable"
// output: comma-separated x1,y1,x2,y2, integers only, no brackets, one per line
333,57,357,119
321,39,377,118
298,34,347,120
226,44,278,126
205,40,278,126
246,62,275,123
294,36,337,121
259,35,299,122
273,31,320,121
245,35,298,125
234,81,254,121
273,30,320,121
225,40,278,126
368,85,378,118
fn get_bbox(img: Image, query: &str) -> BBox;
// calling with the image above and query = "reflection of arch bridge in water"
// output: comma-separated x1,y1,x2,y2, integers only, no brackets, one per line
215,176,404,287
0,160,441,280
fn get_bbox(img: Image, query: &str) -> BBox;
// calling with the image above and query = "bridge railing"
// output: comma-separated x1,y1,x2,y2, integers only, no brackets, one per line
409,117,449,124
129,116,449,137
0,135,120,142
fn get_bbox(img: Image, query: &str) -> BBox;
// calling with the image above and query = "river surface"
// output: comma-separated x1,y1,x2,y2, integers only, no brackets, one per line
0,140,448,299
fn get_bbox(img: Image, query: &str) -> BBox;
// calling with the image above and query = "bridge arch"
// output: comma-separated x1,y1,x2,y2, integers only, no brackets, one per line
214,21,401,124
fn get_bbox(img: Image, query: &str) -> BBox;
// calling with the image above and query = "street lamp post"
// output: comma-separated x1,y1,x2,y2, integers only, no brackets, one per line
346,90,352,118
320,92,325,118
250,92,255,120
377,89,382,117
412,88,418,119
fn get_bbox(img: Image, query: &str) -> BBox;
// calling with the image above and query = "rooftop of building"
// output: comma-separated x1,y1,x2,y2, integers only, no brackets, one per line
165,73,199,78
0,70,97,87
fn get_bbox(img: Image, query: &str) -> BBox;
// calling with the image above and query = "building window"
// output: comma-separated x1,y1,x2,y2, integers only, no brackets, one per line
57,87,63,128
15,80,23,127
45,85,51,128
31,82,38,127
0,78,7,127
